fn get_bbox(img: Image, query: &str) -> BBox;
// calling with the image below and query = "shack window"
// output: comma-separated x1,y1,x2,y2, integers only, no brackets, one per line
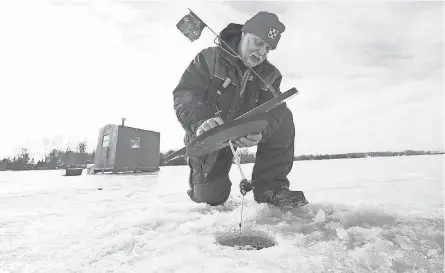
131,136,140,149
102,134,110,147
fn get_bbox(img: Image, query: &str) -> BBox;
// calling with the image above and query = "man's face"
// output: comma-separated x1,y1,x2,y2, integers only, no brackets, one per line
238,32,272,67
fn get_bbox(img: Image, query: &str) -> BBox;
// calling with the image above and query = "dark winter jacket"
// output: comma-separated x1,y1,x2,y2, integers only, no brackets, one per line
173,23,289,146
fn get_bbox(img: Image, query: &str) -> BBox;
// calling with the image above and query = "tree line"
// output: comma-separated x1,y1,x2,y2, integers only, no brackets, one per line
1,143,442,171
0,141,95,171
159,149,444,166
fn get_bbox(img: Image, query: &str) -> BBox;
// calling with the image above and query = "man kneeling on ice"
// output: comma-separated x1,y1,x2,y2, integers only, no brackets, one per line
173,11,308,210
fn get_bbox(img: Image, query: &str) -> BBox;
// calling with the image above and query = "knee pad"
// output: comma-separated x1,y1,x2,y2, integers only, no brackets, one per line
190,175,232,206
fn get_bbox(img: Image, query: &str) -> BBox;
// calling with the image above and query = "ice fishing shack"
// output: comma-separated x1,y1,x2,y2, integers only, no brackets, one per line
93,119,160,174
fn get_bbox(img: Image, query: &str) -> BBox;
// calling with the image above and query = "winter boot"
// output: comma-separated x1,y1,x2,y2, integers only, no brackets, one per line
254,186,308,210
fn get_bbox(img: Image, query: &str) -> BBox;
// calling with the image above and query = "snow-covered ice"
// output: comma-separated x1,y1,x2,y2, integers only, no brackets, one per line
0,155,443,273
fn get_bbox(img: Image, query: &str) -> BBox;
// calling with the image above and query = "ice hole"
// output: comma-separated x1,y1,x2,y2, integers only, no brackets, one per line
216,230,276,250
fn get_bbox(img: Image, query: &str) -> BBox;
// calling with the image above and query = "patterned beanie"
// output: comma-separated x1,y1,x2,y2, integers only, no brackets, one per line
241,11,285,50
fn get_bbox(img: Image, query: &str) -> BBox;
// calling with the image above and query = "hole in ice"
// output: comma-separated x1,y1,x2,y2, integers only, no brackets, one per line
216,230,276,250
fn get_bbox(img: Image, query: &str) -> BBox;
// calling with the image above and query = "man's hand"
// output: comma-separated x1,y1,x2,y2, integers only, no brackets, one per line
233,133,262,148
196,117,224,136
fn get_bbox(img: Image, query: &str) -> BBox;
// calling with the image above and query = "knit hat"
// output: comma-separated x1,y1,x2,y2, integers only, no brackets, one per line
241,11,285,50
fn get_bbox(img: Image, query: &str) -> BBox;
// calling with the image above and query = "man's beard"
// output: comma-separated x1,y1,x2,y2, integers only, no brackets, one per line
242,52,263,68
238,40,265,67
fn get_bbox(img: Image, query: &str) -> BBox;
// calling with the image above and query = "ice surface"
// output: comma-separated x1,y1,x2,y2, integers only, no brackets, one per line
0,155,443,273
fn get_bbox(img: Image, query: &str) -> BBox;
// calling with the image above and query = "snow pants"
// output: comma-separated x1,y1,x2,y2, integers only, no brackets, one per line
187,107,295,206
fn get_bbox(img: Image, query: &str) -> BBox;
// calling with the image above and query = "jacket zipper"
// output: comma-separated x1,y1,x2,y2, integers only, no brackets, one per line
225,69,251,122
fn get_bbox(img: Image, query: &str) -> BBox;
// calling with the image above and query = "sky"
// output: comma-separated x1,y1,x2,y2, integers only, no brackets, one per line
0,0,443,160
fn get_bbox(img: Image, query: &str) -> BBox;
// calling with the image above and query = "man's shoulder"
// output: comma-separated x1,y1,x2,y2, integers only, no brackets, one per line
197,46,222,59
193,46,223,72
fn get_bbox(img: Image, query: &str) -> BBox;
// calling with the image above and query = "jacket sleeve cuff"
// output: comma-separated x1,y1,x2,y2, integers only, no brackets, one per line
191,119,205,137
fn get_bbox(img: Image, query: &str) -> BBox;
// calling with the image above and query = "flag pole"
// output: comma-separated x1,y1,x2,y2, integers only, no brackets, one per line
187,8,280,97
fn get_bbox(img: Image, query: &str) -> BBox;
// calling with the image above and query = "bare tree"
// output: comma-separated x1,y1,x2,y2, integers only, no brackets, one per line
42,136,63,162
65,141,72,152
20,148,30,165
77,141,87,154
76,141,88,165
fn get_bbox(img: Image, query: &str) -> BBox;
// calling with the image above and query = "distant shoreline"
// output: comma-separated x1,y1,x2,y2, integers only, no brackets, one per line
1,150,443,171
160,150,444,166
293,150,444,162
